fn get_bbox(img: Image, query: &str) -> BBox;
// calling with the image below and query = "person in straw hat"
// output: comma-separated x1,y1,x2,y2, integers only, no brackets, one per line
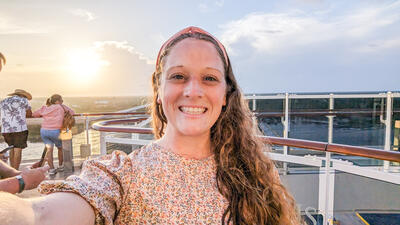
0,89,33,169
0,89,49,195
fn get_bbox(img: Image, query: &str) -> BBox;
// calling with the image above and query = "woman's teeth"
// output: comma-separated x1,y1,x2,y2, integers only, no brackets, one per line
180,106,206,114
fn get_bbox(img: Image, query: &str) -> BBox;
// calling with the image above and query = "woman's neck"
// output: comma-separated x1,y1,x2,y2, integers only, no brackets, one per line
158,129,212,160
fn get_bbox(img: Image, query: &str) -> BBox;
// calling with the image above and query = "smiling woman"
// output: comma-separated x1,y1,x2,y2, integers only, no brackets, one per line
66,48,108,80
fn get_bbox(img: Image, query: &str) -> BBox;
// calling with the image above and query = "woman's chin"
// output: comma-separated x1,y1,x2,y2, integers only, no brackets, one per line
176,127,210,137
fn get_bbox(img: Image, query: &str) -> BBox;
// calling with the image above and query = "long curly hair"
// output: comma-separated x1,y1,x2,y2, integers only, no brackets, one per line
151,32,302,225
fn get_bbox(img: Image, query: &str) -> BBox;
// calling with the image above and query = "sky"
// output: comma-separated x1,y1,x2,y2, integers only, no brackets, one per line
0,0,399,97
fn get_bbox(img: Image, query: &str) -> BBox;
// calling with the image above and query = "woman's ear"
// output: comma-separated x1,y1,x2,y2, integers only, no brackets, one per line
223,95,226,106
157,94,161,104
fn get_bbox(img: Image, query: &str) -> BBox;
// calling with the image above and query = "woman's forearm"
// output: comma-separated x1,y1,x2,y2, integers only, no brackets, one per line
0,192,35,225
0,160,20,178
0,192,95,225
30,192,95,225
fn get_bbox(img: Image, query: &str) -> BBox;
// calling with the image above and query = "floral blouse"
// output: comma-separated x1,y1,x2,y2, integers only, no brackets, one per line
0,96,31,133
39,143,229,225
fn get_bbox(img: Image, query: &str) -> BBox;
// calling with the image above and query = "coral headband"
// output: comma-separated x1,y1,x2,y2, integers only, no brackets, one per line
156,26,228,67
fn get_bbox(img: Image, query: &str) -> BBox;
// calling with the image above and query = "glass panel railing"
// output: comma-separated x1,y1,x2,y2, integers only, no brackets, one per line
333,97,386,149
289,98,329,142
253,98,285,155
249,95,398,168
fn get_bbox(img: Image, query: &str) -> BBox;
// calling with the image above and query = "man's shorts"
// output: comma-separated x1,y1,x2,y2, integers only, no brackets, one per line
40,128,62,148
2,130,29,149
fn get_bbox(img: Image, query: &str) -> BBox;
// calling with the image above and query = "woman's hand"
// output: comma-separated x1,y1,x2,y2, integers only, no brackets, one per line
21,165,49,190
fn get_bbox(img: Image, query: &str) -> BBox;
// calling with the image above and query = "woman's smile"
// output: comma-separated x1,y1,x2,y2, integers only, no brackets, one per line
179,106,208,115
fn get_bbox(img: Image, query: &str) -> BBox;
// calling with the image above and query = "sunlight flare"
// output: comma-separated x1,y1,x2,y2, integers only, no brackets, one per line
66,48,108,80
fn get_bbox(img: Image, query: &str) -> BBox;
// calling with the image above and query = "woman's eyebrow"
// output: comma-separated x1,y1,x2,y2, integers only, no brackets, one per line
205,67,223,76
166,65,223,75
165,65,184,73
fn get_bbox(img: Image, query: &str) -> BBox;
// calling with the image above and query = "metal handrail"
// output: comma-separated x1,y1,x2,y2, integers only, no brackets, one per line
91,118,152,134
255,109,400,117
245,92,400,99
73,112,147,117
69,108,400,118
264,136,400,163
91,118,400,163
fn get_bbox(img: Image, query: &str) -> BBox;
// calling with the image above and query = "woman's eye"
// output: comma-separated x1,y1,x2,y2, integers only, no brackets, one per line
204,76,217,82
168,73,185,80
171,74,185,80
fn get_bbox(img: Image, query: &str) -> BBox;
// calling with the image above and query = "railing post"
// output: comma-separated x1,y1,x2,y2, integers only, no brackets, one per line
283,93,289,174
79,116,92,159
328,94,334,144
100,131,107,155
322,94,335,225
251,95,258,128
62,138,74,173
252,94,256,111
85,116,90,145
384,91,393,171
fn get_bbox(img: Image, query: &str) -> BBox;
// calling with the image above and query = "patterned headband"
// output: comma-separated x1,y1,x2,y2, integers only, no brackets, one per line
156,26,228,67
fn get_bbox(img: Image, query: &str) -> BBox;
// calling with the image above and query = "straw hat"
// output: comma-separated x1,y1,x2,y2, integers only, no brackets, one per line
8,89,32,100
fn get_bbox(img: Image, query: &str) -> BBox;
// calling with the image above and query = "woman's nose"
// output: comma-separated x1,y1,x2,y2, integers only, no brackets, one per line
183,79,203,98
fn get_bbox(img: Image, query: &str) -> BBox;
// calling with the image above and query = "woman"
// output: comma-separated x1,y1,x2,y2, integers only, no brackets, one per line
0,27,301,225
32,94,74,175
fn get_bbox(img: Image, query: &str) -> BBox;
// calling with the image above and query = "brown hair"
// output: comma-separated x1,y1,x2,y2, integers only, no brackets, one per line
151,31,302,225
47,94,63,106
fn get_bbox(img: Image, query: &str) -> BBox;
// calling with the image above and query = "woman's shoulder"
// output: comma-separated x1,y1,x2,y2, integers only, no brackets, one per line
33,105,54,115
45,104,62,112
128,142,164,162
85,143,161,170
60,104,75,113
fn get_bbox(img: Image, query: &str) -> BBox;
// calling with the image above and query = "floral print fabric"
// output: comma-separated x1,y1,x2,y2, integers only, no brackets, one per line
0,96,31,133
39,142,229,225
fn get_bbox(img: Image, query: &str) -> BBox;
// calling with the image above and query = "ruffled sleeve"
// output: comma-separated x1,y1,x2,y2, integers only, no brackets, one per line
38,151,133,225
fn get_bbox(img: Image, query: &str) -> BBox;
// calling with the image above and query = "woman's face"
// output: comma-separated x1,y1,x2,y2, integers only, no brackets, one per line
159,38,226,138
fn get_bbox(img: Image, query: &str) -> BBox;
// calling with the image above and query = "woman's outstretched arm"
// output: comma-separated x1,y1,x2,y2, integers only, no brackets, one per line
0,192,95,225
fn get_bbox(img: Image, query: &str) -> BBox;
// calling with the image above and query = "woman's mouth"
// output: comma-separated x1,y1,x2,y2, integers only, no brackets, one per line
179,106,207,115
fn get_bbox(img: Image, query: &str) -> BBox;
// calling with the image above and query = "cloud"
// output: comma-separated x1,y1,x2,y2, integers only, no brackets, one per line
215,0,224,7
295,0,323,3
68,8,96,21
0,17,48,34
219,1,400,54
198,0,224,13
94,41,154,64
90,41,154,96
356,38,400,53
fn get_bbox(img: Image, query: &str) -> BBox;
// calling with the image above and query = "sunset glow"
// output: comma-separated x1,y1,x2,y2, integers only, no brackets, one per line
66,48,108,80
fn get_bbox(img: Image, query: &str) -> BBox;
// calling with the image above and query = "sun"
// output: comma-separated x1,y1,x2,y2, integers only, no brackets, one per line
66,48,108,80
